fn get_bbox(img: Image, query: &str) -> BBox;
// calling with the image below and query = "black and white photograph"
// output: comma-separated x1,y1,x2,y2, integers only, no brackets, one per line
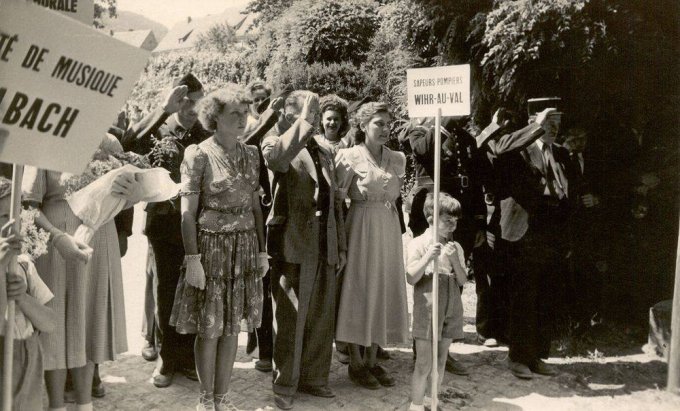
0,0,678,410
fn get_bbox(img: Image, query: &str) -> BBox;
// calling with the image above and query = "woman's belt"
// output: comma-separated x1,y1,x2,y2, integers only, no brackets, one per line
352,200,397,212
203,205,252,215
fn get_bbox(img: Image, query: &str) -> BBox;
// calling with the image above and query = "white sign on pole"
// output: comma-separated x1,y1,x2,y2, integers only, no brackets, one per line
0,0,149,174
33,0,95,25
406,64,471,118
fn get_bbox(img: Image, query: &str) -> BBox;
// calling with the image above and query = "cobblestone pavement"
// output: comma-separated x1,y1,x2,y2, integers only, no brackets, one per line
56,207,680,410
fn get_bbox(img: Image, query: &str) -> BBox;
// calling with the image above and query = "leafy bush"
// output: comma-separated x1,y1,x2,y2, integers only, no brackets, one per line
253,0,380,84
126,49,258,115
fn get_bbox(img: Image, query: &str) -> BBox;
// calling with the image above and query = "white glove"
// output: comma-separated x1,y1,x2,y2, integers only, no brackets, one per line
257,252,270,277
184,254,206,290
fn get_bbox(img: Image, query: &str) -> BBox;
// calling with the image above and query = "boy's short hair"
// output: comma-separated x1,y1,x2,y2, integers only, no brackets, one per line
0,177,11,200
423,192,462,219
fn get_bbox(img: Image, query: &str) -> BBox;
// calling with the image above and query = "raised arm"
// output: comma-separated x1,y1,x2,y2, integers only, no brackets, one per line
122,85,189,153
261,94,319,173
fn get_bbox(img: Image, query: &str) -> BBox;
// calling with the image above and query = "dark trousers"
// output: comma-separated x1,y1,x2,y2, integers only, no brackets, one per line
149,237,196,374
271,259,335,395
506,234,566,365
142,243,159,346
251,271,273,360
473,243,509,342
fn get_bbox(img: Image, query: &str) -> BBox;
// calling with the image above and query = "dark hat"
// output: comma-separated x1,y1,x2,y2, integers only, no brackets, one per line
257,84,295,114
173,73,204,101
527,97,563,117
348,96,373,114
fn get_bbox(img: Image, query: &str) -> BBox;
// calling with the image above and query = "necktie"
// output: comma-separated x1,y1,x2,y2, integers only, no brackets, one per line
542,144,565,199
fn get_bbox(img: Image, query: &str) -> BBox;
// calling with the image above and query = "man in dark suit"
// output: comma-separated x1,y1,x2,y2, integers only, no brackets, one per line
496,98,577,379
563,127,604,329
262,91,346,410
122,73,210,387
473,108,548,347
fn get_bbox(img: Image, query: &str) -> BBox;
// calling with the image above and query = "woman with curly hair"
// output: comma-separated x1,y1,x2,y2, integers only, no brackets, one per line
334,102,409,390
317,94,350,156
170,84,268,411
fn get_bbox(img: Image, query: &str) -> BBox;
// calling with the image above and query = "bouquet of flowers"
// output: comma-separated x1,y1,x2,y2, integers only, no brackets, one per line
68,164,181,244
20,208,50,261
62,150,151,198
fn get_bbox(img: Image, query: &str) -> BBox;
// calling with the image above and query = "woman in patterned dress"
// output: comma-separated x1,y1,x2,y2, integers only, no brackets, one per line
170,85,268,411
334,102,409,389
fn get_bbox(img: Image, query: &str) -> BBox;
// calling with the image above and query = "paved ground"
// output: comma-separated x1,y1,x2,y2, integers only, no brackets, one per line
58,206,680,410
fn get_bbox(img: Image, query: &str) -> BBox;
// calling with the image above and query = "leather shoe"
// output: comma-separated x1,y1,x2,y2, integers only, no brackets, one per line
508,360,533,379
255,359,273,372
92,380,106,398
298,384,335,398
182,367,199,381
348,364,381,390
274,393,294,410
141,341,158,362
376,346,391,360
368,364,395,387
445,355,470,375
529,359,557,376
153,371,175,388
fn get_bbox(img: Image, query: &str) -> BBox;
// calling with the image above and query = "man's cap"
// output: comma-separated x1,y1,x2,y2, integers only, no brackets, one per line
257,84,295,114
527,97,563,117
348,96,373,114
173,73,204,101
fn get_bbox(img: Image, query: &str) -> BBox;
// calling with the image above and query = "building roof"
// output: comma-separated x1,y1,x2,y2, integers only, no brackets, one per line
153,8,257,54
112,29,156,49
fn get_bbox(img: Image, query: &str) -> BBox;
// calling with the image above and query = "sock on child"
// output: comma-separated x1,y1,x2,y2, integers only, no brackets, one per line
409,402,425,411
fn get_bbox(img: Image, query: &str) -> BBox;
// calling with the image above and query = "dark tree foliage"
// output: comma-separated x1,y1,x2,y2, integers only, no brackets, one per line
94,0,117,28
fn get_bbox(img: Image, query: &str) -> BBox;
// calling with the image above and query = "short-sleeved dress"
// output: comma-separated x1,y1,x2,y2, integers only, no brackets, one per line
0,255,53,411
22,168,128,370
170,138,263,339
334,145,409,346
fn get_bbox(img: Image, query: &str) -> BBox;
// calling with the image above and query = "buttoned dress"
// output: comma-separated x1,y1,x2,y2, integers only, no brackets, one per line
334,145,409,346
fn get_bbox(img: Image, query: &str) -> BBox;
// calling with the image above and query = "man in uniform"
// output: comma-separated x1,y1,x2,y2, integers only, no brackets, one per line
122,73,210,387
495,98,577,379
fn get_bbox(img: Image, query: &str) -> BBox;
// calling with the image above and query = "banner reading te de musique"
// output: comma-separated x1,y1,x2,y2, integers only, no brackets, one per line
0,0,149,174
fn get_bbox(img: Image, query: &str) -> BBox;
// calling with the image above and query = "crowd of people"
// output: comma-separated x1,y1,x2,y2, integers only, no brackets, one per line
0,71,607,411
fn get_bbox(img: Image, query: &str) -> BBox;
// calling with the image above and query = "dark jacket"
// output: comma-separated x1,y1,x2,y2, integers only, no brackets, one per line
122,108,210,244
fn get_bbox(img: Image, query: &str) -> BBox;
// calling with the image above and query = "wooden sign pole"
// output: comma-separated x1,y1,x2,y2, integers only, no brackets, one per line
431,108,442,411
2,164,24,411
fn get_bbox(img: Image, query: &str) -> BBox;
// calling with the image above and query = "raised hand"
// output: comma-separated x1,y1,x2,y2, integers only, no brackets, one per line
300,93,320,125
162,85,189,114
535,108,557,128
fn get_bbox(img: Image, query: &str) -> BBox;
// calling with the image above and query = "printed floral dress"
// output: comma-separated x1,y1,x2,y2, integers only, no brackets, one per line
170,137,263,338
